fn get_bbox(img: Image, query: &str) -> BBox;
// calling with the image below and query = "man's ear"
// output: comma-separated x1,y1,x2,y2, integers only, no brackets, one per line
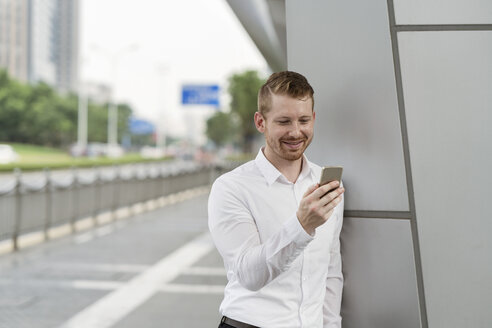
254,112,266,133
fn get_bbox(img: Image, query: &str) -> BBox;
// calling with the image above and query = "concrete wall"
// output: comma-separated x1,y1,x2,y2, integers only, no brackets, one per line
286,0,492,327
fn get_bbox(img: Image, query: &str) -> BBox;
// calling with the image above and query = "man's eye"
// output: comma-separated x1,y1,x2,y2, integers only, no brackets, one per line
277,121,289,125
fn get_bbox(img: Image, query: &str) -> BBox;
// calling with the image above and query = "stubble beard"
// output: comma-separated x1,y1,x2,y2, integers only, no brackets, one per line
266,134,313,161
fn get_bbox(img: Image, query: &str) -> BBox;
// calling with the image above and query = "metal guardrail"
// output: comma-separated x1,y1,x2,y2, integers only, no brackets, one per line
0,162,237,250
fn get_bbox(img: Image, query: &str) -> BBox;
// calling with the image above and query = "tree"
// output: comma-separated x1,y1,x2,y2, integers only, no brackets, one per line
0,69,134,148
23,82,75,146
0,70,31,143
117,103,132,143
86,102,108,143
228,70,265,153
86,102,133,144
205,111,237,147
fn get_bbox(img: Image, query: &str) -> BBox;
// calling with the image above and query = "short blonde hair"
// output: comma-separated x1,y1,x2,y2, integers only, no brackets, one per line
258,71,314,116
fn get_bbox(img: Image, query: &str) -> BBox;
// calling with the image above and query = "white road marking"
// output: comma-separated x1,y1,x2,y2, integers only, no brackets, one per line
0,278,225,295
95,225,114,237
74,223,123,245
50,262,150,273
0,278,121,290
73,232,94,244
182,266,226,276
159,283,225,295
71,280,123,291
59,232,214,328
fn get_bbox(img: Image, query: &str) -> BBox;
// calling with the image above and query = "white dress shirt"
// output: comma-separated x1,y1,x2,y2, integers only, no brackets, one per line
208,148,344,328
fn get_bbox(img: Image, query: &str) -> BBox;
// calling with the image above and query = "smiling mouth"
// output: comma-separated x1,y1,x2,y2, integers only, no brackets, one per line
281,140,305,150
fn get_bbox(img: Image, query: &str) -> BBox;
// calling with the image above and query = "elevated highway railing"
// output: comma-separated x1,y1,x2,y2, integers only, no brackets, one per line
0,161,236,250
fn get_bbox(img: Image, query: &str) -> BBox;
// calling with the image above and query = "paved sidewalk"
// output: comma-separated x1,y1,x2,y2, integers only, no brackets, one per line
0,190,226,328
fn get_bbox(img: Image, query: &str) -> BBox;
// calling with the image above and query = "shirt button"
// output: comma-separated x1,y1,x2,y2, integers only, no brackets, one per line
302,277,307,281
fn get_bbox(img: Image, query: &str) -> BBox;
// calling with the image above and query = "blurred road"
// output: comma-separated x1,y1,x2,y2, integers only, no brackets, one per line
0,191,226,328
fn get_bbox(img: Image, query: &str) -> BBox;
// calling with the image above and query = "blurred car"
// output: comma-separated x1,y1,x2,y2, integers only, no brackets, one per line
0,144,19,164
106,144,124,158
70,143,87,157
140,146,165,159
70,143,124,158
87,143,107,157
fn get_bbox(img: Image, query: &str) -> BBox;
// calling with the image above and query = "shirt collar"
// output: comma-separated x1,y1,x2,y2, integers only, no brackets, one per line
255,147,314,186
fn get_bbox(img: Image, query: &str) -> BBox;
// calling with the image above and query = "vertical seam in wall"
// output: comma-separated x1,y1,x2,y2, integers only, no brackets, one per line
282,0,289,67
386,1,429,327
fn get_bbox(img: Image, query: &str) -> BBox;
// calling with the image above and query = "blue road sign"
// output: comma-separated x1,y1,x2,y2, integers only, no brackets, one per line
128,118,155,135
182,84,219,106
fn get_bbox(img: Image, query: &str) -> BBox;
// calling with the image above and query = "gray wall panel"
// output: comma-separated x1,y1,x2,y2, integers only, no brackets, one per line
394,0,492,25
399,31,492,327
286,0,409,211
340,217,420,328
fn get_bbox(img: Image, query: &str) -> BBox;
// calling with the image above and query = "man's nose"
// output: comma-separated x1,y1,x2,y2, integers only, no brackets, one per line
288,122,302,137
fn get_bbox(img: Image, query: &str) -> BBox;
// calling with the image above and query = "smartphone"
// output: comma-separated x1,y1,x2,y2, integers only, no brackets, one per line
319,166,343,189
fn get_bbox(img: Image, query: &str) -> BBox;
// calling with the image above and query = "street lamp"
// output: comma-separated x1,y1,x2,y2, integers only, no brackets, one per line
155,63,169,151
91,43,138,150
76,58,88,156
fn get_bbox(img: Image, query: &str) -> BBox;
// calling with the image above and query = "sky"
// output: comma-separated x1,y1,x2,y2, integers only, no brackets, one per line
80,0,268,143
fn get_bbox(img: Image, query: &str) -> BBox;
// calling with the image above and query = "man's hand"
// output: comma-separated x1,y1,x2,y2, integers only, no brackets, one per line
296,181,345,235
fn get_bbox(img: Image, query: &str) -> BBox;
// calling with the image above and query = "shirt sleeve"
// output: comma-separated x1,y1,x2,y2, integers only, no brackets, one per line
323,193,344,328
208,177,313,291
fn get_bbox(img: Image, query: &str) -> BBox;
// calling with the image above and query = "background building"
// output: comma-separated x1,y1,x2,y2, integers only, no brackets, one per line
54,0,79,92
227,1,491,327
0,0,30,82
0,0,79,92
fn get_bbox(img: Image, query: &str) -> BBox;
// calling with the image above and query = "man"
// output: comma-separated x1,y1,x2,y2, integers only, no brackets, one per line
208,71,345,328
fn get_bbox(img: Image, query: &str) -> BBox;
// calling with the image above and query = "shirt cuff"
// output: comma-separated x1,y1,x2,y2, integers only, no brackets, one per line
284,214,314,248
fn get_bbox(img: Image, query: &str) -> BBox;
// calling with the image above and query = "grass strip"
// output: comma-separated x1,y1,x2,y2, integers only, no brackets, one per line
0,156,174,172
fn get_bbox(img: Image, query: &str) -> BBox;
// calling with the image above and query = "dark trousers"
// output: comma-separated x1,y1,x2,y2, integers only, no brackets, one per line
218,316,259,328
219,317,259,328
218,323,235,328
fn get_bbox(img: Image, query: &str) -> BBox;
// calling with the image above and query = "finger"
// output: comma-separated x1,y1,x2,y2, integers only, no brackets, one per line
328,186,345,199
318,181,340,197
318,185,343,204
321,208,335,222
320,200,341,220
303,183,319,198
321,191,344,208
